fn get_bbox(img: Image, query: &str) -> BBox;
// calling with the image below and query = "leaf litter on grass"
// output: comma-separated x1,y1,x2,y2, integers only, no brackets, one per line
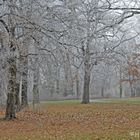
0,103,140,140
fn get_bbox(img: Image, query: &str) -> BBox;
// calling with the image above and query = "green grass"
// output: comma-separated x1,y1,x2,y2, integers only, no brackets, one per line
40,97,140,105
97,97,140,104
41,99,81,105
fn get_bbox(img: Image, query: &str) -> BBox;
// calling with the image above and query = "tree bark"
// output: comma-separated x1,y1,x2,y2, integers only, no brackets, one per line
21,61,28,108
81,18,92,104
64,71,68,97
33,63,40,110
120,84,122,98
21,80,28,108
5,57,17,119
5,0,17,119
15,83,20,112
76,70,80,99
82,68,90,104
32,40,40,110
101,87,104,98
82,44,91,104
119,66,123,98
56,78,60,95
33,71,40,110
130,82,135,97
20,39,29,108
33,84,40,105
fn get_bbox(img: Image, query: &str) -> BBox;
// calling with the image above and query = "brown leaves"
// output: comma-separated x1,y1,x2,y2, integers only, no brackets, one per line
0,103,140,139
128,64,139,77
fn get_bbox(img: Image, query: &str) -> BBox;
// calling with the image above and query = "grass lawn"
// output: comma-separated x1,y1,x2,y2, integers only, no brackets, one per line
0,98,140,140
93,97,140,104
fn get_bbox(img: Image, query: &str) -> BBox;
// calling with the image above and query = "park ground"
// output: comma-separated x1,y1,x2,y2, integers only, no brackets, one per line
0,98,140,140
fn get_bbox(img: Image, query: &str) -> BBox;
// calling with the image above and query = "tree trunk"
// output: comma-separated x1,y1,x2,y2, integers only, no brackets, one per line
5,0,17,119
15,83,20,112
56,79,60,95
130,82,135,97
81,32,91,104
82,69,90,104
20,41,29,108
120,83,122,98
5,57,17,119
33,84,40,106
76,70,80,99
101,87,104,98
33,64,40,110
82,47,90,104
64,73,68,97
21,60,28,108
33,74,40,111
64,84,68,97
32,41,40,110
119,66,123,98
50,84,54,97
21,80,28,108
